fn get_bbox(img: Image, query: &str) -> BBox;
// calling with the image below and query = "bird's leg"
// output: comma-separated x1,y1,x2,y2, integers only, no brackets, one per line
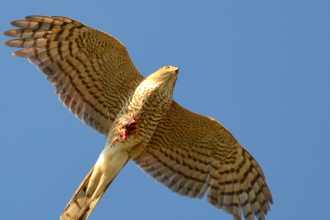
111,117,140,146
110,137,123,146
126,119,140,138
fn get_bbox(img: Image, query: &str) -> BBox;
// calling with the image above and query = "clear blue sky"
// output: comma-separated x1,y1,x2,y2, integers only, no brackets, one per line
1,1,329,220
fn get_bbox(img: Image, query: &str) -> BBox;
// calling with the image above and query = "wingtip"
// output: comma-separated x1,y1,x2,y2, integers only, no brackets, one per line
12,51,21,57
3,39,12,47
3,29,12,37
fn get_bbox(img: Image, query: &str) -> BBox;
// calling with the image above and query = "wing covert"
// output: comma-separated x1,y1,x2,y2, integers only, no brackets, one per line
135,102,273,220
3,15,144,135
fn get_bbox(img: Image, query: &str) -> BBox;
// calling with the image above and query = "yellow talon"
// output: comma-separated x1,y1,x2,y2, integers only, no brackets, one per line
111,117,140,146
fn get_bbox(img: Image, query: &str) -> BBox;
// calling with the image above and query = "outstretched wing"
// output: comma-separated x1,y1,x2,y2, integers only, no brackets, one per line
135,102,273,220
3,15,144,135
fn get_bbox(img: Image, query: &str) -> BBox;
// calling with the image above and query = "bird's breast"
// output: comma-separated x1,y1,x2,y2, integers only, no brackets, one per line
128,87,173,140
105,81,173,157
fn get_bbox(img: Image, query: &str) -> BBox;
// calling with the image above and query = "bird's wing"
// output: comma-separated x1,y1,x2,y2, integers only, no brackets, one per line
135,102,273,220
3,15,144,135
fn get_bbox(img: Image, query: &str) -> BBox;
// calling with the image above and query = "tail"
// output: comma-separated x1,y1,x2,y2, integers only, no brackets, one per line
60,149,129,220
60,166,101,220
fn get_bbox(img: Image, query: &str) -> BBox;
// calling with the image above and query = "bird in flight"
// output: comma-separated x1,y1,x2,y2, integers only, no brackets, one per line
3,15,272,220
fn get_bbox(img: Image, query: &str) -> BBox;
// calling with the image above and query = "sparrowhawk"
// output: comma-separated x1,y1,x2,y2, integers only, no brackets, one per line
3,15,273,220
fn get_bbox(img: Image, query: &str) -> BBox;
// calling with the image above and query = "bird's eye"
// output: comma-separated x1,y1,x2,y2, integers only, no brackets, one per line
163,66,170,69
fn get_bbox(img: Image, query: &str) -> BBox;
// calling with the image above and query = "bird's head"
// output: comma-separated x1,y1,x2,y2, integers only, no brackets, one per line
146,66,179,94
